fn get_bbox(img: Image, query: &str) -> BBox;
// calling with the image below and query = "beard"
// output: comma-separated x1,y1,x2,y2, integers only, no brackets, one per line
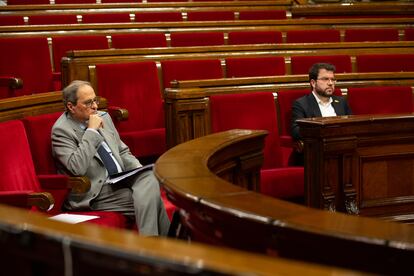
314,85,334,98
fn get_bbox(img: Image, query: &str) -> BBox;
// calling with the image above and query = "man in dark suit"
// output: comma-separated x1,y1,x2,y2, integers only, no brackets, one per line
291,63,352,164
51,80,170,236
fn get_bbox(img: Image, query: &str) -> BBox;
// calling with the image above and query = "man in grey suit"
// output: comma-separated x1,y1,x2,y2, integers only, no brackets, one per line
291,63,352,165
51,80,170,236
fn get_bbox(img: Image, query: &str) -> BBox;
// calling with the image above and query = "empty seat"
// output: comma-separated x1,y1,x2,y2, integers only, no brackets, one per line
7,0,49,4
347,86,414,115
170,32,225,47
405,28,414,40
238,10,287,20
225,56,286,78
344,28,399,42
55,0,96,3
28,14,78,25
286,29,341,43
95,61,166,159
187,11,235,21
0,15,25,26
51,35,109,74
0,37,57,98
82,13,132,24
135,12,183,22
228,31,282,45
356,54,414,72
209,92,304,199
0,119,127,228
111,33,167,49
161,59,223,88
290,55,352,74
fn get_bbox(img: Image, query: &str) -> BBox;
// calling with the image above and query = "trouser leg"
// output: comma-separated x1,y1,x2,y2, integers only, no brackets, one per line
130,170,170,236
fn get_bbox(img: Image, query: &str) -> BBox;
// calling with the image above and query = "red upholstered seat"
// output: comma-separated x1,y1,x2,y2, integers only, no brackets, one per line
161,59,223,88
0,120,127,229
51,35,109,75
82,13,131,24
95,61,166,159
347,86,414,115
286,29,341,43
238,10,287,20
209,92,304,199
28,14,78,25
344,28,399,42
111,33,167,48
135,12,182,22
55,0,95,3
187,11,234,21
0,37,56,99
7,0,49,4
290,55,352,74
228,31,282,45
0,15,25,26
405,28,414,40
170,32,225,47
356,54,414,72
225,56,286,77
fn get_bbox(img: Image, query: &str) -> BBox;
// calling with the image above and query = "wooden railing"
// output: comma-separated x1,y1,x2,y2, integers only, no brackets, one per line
155,128,414,274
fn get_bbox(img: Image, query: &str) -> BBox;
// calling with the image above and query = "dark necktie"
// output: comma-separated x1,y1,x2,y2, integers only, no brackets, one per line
97,145,119,176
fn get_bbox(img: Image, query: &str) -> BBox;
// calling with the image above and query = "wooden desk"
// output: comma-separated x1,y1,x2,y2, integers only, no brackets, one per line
298,114,414,222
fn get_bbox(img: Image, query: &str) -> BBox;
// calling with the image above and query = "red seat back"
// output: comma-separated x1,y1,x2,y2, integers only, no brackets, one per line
161,59,223,88
96,61,166,158
238,10,286,20
356,54,414,72
52,35,109,73
170,32,225,47
187,11,234,21
347,86,414,115
290,55,352,74
225,56,286,77
0,120,40,193
111,33,167,48
0,37,54,98
344,28,399,42
55,0,95,3
22,112,62,175
405,28,414,40
7,0,49,4
0,15,25,26
28,14,78,25
82,13,131,23
228,31,282,45
210,92,283,169
286,29,341,43
135,12,182,22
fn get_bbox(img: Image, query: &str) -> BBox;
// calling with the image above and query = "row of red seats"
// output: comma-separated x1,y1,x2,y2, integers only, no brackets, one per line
0,10,287,25
2,35,414,98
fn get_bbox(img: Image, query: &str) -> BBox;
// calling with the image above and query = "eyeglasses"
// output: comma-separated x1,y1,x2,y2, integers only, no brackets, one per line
82,98,99,108
317,77,337,83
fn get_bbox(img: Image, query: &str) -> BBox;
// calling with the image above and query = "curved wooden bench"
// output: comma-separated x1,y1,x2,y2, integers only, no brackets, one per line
154,129,414,274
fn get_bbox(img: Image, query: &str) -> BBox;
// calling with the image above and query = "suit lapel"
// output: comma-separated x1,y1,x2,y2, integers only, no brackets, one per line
331,97,344,116
307,94,322,117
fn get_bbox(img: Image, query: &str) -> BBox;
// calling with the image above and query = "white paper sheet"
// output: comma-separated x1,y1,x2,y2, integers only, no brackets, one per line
49,213,99,224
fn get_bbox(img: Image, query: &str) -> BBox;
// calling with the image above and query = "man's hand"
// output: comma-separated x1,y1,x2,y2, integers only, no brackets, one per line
88,114,103,130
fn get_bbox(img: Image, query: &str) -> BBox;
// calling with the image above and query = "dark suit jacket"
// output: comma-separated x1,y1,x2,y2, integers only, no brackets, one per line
291,93,352,141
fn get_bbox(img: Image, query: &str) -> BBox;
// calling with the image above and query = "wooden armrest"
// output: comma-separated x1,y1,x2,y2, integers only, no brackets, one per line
28,192,55,212
0,76,23,90
108,106,129,121
67,176,91,194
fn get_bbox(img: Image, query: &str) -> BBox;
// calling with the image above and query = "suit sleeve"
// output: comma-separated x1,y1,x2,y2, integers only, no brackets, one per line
291,100,306,141
52,125,103,176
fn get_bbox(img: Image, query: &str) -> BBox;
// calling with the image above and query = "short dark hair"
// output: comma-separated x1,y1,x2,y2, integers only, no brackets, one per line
308,63,336,81
62,80,92,111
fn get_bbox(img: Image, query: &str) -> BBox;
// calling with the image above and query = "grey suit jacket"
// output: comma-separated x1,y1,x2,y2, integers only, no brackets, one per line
291,94,352,141
51,111,141,210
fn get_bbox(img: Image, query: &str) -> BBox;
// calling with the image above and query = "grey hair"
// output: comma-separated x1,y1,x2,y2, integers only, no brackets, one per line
62,80,92,111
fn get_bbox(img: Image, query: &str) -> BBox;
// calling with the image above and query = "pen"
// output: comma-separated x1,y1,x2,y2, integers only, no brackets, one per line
99,112,107,117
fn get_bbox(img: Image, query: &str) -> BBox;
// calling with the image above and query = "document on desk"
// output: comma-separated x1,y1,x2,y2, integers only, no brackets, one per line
107,164,154,184
49,214,99,224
